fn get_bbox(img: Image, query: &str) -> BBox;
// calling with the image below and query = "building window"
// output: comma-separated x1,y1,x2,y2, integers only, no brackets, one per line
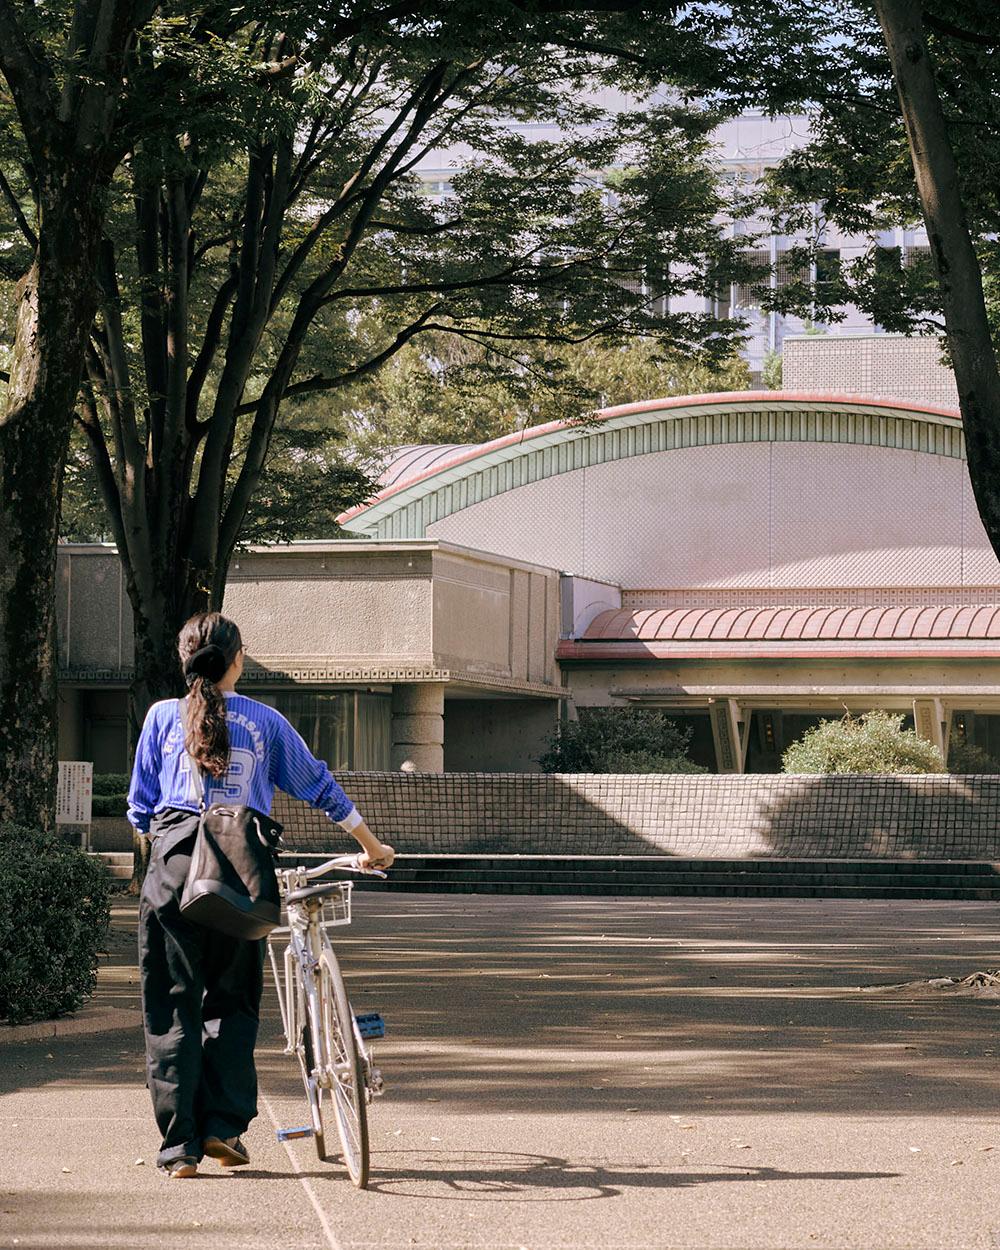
814,247,841,292
272,690,391,771
732,248,772,310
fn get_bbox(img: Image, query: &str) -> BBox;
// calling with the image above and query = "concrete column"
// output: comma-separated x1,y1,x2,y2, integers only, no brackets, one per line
913,698,949,759
709,698,747,773
391,683,445,772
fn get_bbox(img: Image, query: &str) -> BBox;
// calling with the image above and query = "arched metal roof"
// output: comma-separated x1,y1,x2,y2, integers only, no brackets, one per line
378,444,484,489
339,391,964,540
583,604,1000,643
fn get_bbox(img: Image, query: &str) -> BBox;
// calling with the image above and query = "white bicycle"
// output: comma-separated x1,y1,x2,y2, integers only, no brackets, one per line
267,853,386,1188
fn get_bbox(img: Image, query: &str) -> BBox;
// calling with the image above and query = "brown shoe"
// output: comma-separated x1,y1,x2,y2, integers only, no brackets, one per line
203,1135,250,1167
158,1157,198,1178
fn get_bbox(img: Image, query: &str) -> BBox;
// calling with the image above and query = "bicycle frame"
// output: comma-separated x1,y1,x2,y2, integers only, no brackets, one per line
267,854,384,1088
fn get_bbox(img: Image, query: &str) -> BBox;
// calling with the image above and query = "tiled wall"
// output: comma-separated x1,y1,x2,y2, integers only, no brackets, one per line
783,335,960,408
274,773,1000,860
426,440,999,589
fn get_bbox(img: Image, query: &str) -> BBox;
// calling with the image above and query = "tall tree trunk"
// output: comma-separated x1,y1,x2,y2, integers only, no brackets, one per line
874,0,1000,554
124,558,211,890
0,201,102,828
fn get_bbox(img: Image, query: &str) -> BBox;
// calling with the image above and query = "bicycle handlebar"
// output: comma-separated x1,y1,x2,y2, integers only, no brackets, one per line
302,853,388,881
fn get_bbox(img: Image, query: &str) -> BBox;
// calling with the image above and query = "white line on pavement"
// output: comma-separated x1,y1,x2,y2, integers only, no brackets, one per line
260,1092,346,1250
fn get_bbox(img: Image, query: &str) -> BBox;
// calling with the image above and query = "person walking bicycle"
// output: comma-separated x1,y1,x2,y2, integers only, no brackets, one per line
127,612,394,1178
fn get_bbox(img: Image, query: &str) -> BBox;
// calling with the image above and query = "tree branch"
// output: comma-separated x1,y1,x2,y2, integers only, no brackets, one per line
76,389,130,557
0,165,36,248
923,13,1000,49
224,303,443,560
0,0,58,154
269,59,452,313
186,273,237,428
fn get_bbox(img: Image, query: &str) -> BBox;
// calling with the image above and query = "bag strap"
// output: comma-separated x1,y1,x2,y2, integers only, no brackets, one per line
189,754,207,812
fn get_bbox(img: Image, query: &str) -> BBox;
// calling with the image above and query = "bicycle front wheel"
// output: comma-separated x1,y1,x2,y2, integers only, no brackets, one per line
317,947,370,1188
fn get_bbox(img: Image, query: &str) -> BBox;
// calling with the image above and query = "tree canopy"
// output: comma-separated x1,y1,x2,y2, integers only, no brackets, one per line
2,1,768,722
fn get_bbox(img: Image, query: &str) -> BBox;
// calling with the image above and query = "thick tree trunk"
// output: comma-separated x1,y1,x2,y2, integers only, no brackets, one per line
125,562,211,891
875,0,1000,554
0,204,102,828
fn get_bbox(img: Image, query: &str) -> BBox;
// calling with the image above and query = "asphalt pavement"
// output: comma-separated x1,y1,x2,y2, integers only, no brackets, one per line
2,893,1000,1250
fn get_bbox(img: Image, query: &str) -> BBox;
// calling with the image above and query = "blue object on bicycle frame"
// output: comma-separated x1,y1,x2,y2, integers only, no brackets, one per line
355,1011,385,1039
276,1126,314,1141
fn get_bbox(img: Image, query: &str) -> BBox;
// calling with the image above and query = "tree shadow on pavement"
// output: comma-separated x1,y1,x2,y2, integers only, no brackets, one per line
360,1148,898,1202
5,894,1000,1121
759,773,999,859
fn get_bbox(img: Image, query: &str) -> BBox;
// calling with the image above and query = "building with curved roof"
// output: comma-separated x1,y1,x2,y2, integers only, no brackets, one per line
333,388,1000,773
55,369,1000,777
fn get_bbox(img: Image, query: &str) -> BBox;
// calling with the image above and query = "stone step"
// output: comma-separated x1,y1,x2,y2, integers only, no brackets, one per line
90,852,133,880
354,876,1000,900
96,851,1000,898
348,855,1000,899
362,866,1000,890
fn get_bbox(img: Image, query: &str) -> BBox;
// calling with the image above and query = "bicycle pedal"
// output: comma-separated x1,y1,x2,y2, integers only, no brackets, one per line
275,1126,314,1142
355,1011,385,1039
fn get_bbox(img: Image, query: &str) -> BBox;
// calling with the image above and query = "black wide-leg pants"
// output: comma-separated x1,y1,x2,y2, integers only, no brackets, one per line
138,808,265,1166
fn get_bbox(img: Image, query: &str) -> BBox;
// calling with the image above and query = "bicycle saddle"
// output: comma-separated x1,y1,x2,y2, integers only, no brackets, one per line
284,880,348,905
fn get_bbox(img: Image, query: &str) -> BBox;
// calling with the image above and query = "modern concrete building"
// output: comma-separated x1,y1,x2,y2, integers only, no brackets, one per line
60,351,1000,775
57,541,562,775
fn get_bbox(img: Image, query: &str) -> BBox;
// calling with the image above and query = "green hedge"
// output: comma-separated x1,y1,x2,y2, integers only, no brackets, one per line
948,740,1000,774
93,773,129,818
0,824,111,1025
539,707,708,774
92,794,127,818
92,773,130,797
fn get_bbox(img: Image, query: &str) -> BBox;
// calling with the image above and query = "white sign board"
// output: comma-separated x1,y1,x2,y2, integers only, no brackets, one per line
56,761,94,825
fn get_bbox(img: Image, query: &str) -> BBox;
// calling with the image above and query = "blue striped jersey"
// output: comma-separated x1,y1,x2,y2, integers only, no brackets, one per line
126,693,358,834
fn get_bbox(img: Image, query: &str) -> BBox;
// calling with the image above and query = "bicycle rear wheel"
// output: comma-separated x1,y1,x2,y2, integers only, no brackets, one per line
318,947,369,1188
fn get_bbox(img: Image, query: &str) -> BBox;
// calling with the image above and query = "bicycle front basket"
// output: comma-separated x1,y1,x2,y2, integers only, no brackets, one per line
319,882,352,927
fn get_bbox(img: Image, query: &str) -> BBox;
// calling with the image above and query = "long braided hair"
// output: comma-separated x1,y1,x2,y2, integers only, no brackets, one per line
178,613,242,779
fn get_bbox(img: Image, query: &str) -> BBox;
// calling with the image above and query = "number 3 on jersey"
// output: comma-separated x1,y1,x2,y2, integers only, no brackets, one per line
182,747,258,806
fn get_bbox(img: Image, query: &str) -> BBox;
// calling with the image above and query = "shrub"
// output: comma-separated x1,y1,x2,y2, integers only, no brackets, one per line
0,824,111,1025
92,773,130,796
539,707,708,774
948,740,1000,774
782,710,947,775
92,794,128,817
93,773,129,818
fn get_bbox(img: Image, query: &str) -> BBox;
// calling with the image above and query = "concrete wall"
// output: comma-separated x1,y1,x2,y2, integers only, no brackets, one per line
783,334,959,408
274,773,1000,859
430,550,560,687
224,545,434,666
443,700,560,771
56,541,562,692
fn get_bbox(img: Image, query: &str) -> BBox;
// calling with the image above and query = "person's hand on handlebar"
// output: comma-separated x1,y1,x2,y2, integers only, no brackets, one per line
359,843,395,871
349,816,394,871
